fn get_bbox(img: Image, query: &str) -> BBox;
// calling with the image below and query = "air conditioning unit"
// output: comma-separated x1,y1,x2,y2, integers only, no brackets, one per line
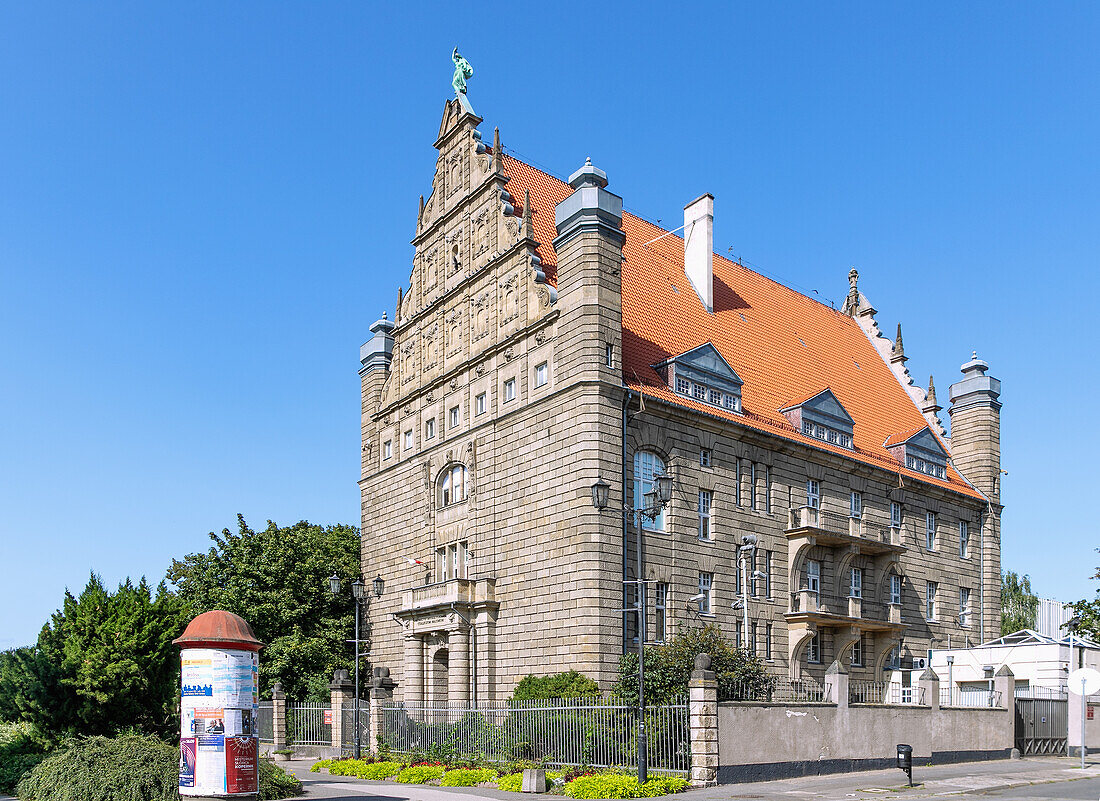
912,657,927,670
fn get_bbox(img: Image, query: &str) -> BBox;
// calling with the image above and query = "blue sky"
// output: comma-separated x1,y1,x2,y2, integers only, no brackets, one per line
1,2,1097,649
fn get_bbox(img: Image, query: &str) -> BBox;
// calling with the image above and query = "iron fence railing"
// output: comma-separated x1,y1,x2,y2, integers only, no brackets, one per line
888,684,927,705
1015,685,1069,700
942,687,1002,707
288,702,331,746
257,702,274,743
725,677,830,703
849,680,887,704
379,697,688,774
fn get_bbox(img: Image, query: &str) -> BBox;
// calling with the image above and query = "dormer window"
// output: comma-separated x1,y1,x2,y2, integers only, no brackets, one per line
886,427,949,480
655,343,743,415
783,388,855,450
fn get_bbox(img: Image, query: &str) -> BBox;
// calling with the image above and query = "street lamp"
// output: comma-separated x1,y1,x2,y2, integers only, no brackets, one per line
591,470,675,784
329,573,383,758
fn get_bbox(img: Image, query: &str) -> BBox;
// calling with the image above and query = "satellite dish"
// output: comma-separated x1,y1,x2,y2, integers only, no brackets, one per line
1068,667,1100,696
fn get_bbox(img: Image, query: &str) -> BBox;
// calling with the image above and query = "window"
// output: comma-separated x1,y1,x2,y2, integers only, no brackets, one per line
708,388,722,405
890,501,902,528
534,361,548,388
765,623,773,661
905,453,947,479
629,584,641,643
806,480,820,509
439,464,467,507
673,369,741,413
750,550,761,598
434,541,468,581
634,451,667,531
699,448,712,468
763,550,773,597
750,464,758,510
750,621,759,656
697,572,713,614
606,342,614,367
926,581,938,621
886,646,901,669
926,512,936,550
807,634,821,664
765,465,772,513
889,573,902,605
801,419,854,450
851,637,864,667
676,376,690,394
735,619,743,647
698,490,712,541
734,460,742,507
849,567,863,599
383,440,392,460
403,429,413,450
850,491,862,518
692,383,706,401
425,418,436,440
806,560,821,595
959,521,970,558
654,583,668,642
448,406,460,429
475,392,487,416
503,378,516,402
959,587,972,627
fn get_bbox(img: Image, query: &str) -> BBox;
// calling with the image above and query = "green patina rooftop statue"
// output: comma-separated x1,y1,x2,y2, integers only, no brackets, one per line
452,48,475,115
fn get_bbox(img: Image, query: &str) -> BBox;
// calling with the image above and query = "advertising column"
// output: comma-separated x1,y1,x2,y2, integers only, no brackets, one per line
174,611,263,797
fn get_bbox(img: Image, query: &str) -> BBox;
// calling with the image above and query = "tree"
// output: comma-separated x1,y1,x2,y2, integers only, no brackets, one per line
512,671,600,701
613,624,774,704
1069,550,1100,641
1001,570,1039,635
2,573,189,739
167,515,360,701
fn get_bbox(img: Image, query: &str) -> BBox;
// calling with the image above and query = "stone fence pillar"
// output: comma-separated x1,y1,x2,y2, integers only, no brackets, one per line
919,667,940,711
329,669,354,753
994,666,1019,757
271,681,287,755
369,667,396,756
688,654,718,787
824,659,848,709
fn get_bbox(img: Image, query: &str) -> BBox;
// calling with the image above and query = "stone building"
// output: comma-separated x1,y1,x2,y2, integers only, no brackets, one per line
358,97,1003,704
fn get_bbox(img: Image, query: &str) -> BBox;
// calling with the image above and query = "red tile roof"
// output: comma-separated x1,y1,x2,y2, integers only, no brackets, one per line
501,154,982,500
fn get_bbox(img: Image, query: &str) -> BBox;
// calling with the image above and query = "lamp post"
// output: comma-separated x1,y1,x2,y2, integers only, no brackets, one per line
329,572,384,758
592,471,673,784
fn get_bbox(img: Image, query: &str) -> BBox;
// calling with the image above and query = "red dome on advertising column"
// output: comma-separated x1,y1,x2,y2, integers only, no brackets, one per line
173,610,263,652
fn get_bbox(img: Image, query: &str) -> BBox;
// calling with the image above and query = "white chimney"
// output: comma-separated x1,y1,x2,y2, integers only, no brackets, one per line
684,193,714,312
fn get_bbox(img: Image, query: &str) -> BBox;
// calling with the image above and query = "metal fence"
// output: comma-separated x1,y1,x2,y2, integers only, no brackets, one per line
288,702,331,746
941,687,1002,707
257,702,274,743
726,677,830,703
1015,685,1069,700
849,680,887,704
888,684,927,705
380,697,689,774
341,702,368,752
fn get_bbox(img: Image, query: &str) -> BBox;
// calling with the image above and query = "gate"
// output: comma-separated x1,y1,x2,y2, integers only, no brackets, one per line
1015,695,1068,756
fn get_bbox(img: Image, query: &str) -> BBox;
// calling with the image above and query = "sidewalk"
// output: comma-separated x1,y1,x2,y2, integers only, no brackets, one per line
290,756,1100,801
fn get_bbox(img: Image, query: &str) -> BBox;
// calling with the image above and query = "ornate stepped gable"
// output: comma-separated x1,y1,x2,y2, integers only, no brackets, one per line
500,155,981,499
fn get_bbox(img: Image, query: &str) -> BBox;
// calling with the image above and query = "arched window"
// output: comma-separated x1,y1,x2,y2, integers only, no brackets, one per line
633,450,666,531
439,464,467,507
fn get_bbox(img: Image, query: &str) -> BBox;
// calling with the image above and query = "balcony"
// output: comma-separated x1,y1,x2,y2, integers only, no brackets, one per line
787,590,906,633
786,507,905,557
402,578,497,611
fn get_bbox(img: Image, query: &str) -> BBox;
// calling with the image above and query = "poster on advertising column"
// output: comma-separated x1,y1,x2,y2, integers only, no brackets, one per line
225,737,258,794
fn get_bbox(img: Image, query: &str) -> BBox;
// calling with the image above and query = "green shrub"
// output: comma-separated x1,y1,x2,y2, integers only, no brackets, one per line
355,761,404,780
257,760,303,800
310,758,334,772
16,733,179,801
614,623,774,704
0,723,47,795
14,733,301,801
512,671,601,701
564,773,689,798
394,764,445,784
496,772,524,792
440,767,497,786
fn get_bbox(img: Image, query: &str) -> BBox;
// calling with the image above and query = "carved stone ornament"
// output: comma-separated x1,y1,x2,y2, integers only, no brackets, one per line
499,274,520,324
449,378,458,391
472,291,491,340
425,390,435,403
474,362,486,376
403,405,413,417
503,346,514,361
534,330,546,346
382,415,391,426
